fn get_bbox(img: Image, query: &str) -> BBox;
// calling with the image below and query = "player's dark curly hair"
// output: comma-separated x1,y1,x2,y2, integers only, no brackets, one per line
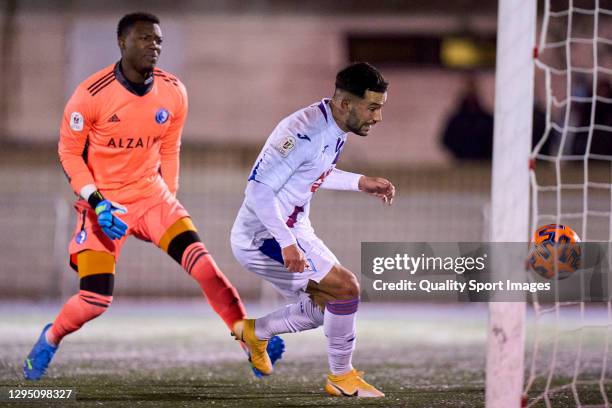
117,12,160,38
335,62,388,98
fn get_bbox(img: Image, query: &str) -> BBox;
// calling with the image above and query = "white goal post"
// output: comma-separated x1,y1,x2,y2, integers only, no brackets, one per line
486,0,536,407
488,0,612,406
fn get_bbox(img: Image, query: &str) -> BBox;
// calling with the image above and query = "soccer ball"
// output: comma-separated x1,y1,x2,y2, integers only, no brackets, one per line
528,224,581,280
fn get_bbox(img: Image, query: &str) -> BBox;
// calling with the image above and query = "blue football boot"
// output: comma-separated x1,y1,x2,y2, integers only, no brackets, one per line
23,323,58,380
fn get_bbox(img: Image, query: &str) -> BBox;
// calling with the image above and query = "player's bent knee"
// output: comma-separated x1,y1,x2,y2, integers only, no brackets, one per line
75,250,115,278
163,218,202,265
80,273,114,296
74,250,116,299
332,266,360,299
343,273,360,299
308,288,333,311
318,265,361,300
78,273,114,317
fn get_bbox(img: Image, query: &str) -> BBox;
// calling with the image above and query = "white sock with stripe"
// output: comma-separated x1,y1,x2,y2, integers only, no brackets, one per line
255,296,324,340
324,298,359,375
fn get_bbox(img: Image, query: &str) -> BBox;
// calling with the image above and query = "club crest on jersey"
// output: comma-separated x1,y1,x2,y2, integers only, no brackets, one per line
275,135,296,157
155,108,169,124
75,230,87,244
70,112,84,131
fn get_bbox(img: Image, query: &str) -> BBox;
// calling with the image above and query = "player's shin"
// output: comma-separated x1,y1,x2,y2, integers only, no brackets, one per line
324,298,359,375
182,242,246,330
163,218,246,330
48,289,112,345
24,252,115,380
48,251,115,345
255,296,324,340
181,242,281,376
164,219,282,375
188,243,246,331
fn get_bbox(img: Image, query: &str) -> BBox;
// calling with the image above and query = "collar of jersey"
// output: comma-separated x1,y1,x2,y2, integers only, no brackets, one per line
114,61,154,97
322,98,348,137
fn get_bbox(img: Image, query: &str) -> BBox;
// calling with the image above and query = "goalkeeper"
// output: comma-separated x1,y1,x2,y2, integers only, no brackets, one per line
23,12,282,380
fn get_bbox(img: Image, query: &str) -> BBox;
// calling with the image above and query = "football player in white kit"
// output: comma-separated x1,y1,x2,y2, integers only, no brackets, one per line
231,62,395,397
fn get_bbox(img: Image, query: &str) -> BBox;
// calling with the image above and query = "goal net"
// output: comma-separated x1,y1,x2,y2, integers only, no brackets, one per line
489,0,612,407
526,1,612,407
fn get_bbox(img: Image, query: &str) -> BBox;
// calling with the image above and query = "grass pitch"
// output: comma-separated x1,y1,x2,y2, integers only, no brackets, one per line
1,301,487,407
1,301,610,407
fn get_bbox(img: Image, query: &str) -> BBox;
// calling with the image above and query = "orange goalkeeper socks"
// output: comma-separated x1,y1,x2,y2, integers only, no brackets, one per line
183,242,246,330
47,290,112,345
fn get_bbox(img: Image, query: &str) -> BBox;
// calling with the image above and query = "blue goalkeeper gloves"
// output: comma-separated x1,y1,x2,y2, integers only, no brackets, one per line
95,200,128,240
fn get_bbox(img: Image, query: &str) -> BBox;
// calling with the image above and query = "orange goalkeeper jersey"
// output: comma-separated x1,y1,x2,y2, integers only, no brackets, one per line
58,62,188,204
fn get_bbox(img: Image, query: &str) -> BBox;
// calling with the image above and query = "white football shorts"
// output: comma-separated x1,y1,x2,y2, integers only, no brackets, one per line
231,229,339,301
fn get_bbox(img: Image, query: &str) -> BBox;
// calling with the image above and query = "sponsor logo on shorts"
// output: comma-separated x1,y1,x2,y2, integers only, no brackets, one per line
70,112,84,131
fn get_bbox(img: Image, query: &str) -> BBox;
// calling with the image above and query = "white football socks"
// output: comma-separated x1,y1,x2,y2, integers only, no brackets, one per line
254,296,324,340
254,296,359,375
324,298,359,375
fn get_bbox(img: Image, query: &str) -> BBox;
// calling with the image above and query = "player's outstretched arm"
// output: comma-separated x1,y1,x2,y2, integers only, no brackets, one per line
319,168,362,191
358,176,396,205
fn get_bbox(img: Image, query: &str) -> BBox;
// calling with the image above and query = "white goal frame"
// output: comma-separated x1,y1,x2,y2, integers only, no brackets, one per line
486,0,536,407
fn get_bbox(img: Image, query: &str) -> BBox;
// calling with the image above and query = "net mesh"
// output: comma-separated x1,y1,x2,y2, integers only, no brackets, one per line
526,1,612,406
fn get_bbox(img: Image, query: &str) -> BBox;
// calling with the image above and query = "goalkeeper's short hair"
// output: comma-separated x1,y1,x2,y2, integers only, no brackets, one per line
117,12,160,38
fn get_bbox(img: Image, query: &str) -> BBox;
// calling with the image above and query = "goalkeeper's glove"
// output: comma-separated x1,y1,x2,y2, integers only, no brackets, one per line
87,190,128,240
95,200,128,240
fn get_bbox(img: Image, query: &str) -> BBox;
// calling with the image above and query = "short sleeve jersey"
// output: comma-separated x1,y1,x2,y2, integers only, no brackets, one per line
58,62,188,204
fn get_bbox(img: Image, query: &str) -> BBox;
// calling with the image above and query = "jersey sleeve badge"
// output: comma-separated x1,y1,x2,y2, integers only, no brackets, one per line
70,112,84,131
275,135,296,157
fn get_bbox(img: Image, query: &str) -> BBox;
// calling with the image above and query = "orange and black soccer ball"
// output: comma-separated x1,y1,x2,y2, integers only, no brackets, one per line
528,224,581,280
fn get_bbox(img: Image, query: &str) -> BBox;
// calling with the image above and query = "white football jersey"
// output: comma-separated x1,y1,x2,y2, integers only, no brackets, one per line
232,99,348,247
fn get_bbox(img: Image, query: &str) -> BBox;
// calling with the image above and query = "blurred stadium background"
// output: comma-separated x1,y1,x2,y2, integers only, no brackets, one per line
2,1,611,407
0,0,497,300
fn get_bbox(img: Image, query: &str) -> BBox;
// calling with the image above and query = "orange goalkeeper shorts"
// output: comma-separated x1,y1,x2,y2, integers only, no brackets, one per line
68,187,190,262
